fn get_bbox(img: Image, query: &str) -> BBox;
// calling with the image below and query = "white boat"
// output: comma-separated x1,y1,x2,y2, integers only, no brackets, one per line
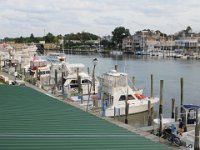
99,70,159,117
110,50,123,55
49,62,99,96
29,56,50,79
63,63,99,95
46,52,66,63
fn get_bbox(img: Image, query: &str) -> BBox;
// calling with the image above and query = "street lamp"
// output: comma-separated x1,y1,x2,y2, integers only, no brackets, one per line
14,63,17,81
92,58,98,94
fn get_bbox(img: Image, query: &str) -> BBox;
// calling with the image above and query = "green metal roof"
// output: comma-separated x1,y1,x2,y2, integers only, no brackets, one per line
0,85,170,150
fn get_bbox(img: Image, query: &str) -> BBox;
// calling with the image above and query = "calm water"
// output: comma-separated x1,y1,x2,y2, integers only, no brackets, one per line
66,53,200,127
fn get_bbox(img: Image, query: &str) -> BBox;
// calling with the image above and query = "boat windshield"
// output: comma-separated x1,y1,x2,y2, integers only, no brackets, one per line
119,95,134,101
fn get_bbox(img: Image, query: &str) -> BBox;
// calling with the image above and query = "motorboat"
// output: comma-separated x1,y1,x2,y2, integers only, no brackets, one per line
63,63,99,95
46,52,66,63
181,104,200,124
49,62,99,96
29,55,50,79
99,70,159,117
110,50,123,55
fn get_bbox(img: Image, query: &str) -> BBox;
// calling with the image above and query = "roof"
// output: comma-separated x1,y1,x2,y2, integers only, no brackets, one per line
0,85,170,150
183,104,200,110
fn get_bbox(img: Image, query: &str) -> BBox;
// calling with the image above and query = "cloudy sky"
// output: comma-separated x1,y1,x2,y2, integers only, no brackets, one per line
0,0,200,38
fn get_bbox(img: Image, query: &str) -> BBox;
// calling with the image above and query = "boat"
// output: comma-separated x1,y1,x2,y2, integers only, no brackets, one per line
29,55,50,79
99,70,159,117
178,104,200,149
110,50,123,55
49,62,99,96
63,63,99,95
181,104,200,124
46,52,66,63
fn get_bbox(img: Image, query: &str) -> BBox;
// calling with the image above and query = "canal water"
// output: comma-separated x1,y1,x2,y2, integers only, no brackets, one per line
65,52,200,127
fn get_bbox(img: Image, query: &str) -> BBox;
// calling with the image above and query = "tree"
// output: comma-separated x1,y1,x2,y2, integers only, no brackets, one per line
15,36,24,43
186,26,192,33
29,33,35,43
101,39,113,50
112,26,130,49
45,32,55,43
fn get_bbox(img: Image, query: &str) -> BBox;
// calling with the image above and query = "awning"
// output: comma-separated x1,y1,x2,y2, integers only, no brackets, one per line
183,104,200,110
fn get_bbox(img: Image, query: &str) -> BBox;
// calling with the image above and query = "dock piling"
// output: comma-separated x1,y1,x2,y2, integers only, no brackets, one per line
151,74,154,98
132,76,135,86
55,69,57,87
159,80,164,136
180,78,187,127
194,108,199,150
171,98,175,119
125,102,129,124
62,71,65,99
114,107,116,119
78,75,81,95
159,80,163,115
115,65,118,71
87,67,90,75
180,78,184,118
175,106,178,122
148,100,152,126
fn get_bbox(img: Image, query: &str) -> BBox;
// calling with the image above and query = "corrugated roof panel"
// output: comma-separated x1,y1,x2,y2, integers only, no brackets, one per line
0,85,171,150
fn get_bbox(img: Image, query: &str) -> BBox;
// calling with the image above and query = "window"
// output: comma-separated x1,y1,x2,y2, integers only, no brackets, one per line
82,79,90,84
70,80,77,84
119,95,135,101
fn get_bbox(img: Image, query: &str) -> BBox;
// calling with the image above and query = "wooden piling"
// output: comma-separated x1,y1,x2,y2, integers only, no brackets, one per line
175,106,178,122
151,74,154,98
19,63,21,74
77,68,79,93
159,114,163,137
115,65,118,71
159,80,164,136
180,78,187,126
114,107,116,119
23,68,26,79
78,75,81,94
151,106,154,125
80,88,83,103
125,89,129,124
62,71,64,99
0,56,1,71
55,69,58,86
132,76,135,86
148,100,152,126
180,78,184,118
171,98,175,119
194,108,199,150
159,80,163,115
125,102,129,124
87,67,90,75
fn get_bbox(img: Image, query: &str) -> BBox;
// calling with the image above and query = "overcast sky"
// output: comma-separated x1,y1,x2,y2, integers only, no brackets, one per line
0,0,200,38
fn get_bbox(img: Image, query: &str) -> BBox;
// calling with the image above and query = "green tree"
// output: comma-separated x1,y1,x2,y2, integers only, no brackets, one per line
101,39,113,50
45,32,55,43
29,33,35,43
15,36,24,43
112,26,130,49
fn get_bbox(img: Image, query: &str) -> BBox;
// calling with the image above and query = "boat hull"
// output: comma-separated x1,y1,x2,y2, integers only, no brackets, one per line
105,98,159,117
